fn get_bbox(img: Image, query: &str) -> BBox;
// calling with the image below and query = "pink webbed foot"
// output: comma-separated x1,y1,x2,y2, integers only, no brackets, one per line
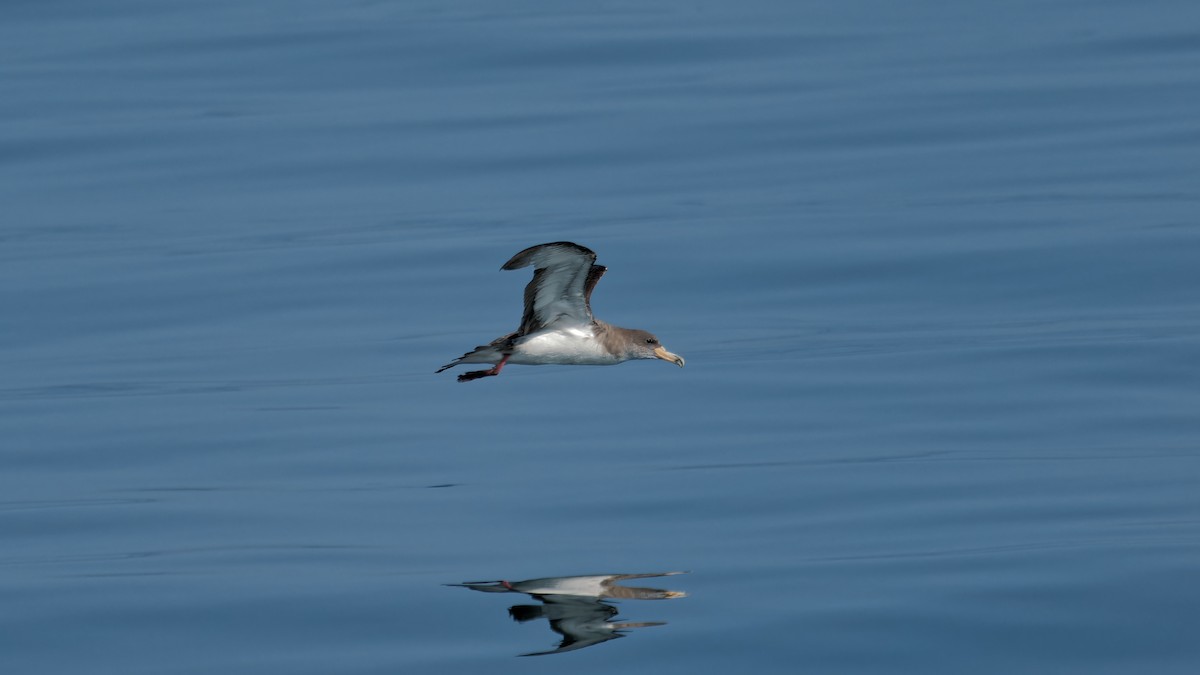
457,368,498,382
456,355,509,383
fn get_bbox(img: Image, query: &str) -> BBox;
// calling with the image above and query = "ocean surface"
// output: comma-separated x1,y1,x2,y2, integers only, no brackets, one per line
3,1,1199,673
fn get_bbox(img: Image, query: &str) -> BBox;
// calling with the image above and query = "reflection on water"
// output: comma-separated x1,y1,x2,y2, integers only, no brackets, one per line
449,572,687,656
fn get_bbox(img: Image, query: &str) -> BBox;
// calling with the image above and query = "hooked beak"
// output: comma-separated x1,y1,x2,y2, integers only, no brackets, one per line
653,345,685,367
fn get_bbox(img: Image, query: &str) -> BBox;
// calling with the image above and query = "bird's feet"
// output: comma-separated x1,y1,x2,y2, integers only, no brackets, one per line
456,355,510,382
457,368,499,382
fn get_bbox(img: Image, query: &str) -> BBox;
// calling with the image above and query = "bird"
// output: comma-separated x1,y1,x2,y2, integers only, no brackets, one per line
437,242,685,382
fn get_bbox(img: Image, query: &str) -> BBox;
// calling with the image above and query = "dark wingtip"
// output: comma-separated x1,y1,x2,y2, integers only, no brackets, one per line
501,241,596,270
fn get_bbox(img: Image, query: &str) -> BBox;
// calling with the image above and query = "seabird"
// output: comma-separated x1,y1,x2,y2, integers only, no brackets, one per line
437,242,685,382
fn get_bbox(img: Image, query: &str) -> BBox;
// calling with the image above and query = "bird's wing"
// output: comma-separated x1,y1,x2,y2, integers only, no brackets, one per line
501,242,603,335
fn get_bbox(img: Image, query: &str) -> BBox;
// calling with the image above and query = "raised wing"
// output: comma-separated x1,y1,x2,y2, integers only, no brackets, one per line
501,242,604,335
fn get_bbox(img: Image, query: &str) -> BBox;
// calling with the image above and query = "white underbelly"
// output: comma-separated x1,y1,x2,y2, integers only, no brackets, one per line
509,327,620,365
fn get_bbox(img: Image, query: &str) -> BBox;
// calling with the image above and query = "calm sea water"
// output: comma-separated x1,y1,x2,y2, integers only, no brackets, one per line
3,1,1199,673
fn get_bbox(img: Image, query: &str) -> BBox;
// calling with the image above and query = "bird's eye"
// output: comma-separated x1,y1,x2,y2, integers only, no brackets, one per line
646,338,657,344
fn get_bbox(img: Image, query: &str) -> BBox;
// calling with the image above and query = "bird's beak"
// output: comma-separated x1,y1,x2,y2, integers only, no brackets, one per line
654,345,685,367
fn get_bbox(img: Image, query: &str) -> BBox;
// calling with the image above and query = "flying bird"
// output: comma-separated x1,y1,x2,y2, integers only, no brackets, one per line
437,242,685,382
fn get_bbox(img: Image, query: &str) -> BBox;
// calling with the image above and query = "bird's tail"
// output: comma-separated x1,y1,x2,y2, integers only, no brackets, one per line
436,334,515,373
436,346,504,372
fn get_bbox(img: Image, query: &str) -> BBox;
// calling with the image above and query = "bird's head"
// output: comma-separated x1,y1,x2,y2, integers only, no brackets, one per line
627,330,685,367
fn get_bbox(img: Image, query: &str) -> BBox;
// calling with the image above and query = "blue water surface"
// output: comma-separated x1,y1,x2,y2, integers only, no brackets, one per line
2,1,1199,673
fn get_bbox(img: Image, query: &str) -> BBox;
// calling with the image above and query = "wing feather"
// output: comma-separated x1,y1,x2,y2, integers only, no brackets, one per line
501,242,601,334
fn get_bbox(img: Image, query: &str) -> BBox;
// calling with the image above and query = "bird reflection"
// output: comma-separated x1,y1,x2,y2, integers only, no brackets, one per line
449,572,687,656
